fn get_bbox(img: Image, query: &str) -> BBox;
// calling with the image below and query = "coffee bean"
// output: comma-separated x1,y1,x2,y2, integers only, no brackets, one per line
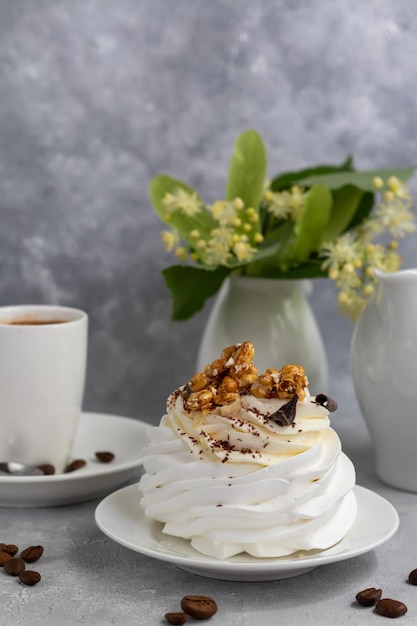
18,570,41,586
356,587,382,606
0,543,18,556
375,598,407,618
37,464,55,475
0,551,12,566
165,613,188,625
95,451,115,463
315,393,338,412
4,558,25,577
180,595,218,619
64,459,86,473
408,568,417,585
21,545,44,563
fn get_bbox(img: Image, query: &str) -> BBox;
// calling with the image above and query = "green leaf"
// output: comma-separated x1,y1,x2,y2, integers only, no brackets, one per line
298,166,416,190
225,129,267,209
288,185,333,262
242,222,296,277
270,156,353,191
246,258,328,279
252,228,292,261
323,185,363,241
163,265,230,321
149,174,216,243
345,190,374,231
149,174,196,219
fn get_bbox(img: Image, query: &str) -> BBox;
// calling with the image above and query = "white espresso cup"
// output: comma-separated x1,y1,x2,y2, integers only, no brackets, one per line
0,305,88,474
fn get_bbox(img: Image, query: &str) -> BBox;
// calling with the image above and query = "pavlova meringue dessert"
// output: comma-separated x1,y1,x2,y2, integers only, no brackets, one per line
139,341,357,559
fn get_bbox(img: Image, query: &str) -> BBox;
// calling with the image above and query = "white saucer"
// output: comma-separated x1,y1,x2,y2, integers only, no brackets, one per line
95,484,399,581
0,412,150,507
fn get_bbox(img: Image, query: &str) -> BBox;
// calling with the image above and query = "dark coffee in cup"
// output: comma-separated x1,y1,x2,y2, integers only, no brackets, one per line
4,319,67,326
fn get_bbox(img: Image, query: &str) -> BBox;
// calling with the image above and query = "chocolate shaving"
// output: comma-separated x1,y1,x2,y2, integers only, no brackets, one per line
181,383,192,399
269,394,298,426
315,393,338,412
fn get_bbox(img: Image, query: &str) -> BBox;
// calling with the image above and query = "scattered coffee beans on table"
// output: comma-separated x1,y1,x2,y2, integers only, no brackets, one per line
164,612,188,625
0,543,18,556
409,569,417,585
355,586,409,618
180,595,218,620
0,551,12,566
18,571,42,586
375,599,408,618
1,543,44,586
4,558,25,577
355,588,383,607
21,545,44,563
164,595,218,622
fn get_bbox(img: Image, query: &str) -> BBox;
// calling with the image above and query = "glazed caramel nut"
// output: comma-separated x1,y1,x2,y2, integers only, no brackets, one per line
275,364,308,401
182,341,308,416
188,372,208,392
218,375,239,394
184,390,214,412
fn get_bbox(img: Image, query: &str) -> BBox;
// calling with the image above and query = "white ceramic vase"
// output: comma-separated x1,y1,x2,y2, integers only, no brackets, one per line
196,274,328,393
351,268,417,491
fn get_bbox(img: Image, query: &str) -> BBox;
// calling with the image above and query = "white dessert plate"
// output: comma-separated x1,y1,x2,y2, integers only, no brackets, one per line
0,413,149,507
95,484,399,582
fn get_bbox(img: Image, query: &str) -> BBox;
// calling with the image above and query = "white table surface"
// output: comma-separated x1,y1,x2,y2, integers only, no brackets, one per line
1,408,416,626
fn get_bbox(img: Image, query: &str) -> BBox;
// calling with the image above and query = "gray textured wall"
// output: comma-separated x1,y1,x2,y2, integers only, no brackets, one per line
1,0,416,424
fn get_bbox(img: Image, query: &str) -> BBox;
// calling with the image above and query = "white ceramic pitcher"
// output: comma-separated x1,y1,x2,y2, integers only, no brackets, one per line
351,268,417,491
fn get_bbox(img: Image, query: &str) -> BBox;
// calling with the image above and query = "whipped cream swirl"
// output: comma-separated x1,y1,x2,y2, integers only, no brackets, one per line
139,387,357,559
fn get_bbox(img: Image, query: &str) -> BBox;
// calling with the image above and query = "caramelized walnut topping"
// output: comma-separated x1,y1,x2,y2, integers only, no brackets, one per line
218,375,239,394
204,358,228,379
275,364,308,401
250,371,279,399
215,393,241,416
184,389,214,412
188,372,208,392
183,342,258,416
179,341,312,419
250,365,307,401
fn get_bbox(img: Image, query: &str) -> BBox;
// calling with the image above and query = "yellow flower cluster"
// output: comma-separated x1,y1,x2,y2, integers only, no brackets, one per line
160,191,262,268
263,185,307,221
158,174,415,320
319,176,415,320
162,188,202,217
